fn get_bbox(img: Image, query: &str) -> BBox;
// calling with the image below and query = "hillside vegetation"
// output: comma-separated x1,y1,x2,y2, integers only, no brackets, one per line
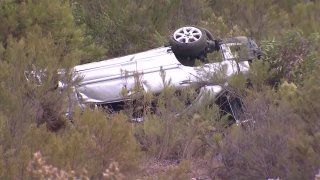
0,0,320,179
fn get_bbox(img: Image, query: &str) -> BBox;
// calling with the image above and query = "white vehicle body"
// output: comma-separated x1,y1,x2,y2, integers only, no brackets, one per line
73,44,250,107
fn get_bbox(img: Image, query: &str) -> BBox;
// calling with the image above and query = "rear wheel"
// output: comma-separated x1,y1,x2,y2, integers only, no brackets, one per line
169,26,208,57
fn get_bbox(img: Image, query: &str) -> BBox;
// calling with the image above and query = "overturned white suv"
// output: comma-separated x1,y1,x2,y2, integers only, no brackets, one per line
71,26,261,122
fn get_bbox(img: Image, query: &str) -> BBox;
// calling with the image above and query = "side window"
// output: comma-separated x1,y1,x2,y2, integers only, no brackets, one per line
220,44,236,60
221,43,249,61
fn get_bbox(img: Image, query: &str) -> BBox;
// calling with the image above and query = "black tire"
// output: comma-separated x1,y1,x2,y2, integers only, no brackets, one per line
169,26,208,57
202,28,215,41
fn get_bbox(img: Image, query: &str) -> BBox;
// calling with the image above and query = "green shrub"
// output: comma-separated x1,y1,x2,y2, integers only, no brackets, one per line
0,109,142,179
133,84,222,161
214,88,320,180
257,29,320,86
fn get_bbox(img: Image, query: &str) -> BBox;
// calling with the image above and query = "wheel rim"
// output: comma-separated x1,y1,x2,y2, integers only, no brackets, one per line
173,27,202,43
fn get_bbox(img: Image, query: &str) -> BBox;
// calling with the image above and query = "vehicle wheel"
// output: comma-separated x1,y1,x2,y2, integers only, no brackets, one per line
169,26,207,57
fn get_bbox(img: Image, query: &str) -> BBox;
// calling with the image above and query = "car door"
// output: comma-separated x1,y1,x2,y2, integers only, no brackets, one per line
136,48,195,93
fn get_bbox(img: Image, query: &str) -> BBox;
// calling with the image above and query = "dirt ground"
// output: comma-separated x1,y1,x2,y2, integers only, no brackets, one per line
141,158,222,179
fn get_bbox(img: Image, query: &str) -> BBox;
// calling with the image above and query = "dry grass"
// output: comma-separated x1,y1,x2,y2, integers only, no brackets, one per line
28,151,125,180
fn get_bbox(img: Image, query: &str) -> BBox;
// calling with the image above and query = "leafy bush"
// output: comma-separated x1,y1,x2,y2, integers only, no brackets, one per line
133,84,222,160
213,80,320,179
73,0,221,58
0,109,141,179
258,29,319,86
